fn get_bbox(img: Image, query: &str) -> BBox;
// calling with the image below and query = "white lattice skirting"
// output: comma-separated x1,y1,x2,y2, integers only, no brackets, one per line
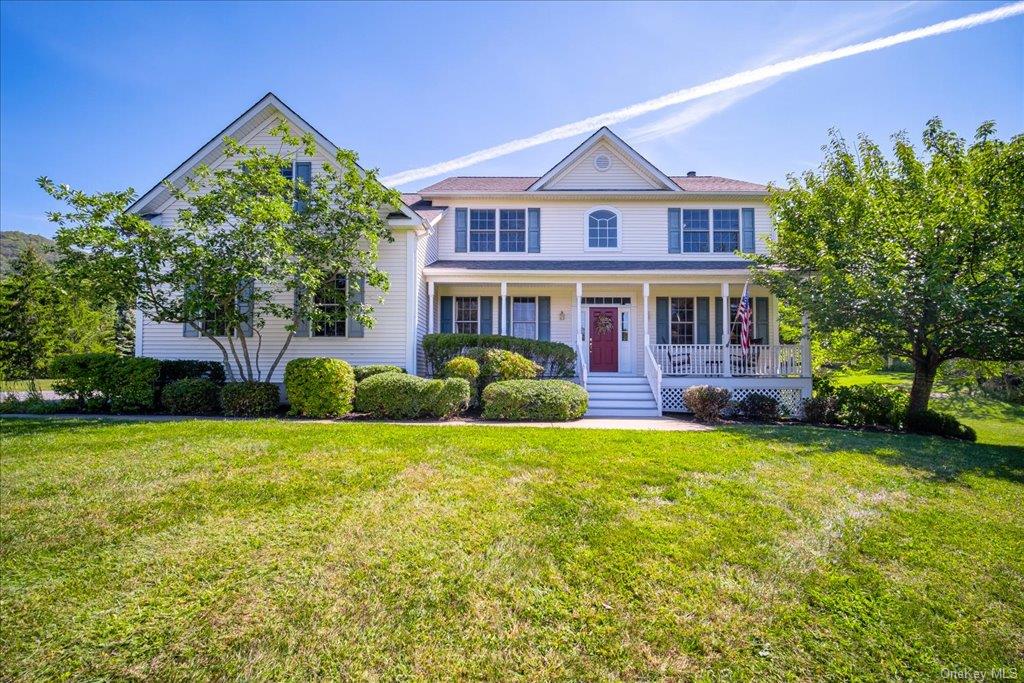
662,386,805,417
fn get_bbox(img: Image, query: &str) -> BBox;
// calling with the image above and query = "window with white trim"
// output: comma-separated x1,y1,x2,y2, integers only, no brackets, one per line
281,161,312,212
511,296,537,339
499,209,526,253
713,209,740,253
455,297,479,334
670,297,695,344
682,209,709,253
469,210,496,252
587,209,618,249
313,274,347,337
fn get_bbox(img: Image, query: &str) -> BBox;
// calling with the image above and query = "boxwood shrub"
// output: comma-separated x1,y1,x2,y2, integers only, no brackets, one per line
220,381,280,417
353,372,470,419
51,352,120,406
423,333,575,378
481,379,588,421
906,409,977,441
162,378,220,415
285,357,356,418
735,392,782,421
51,353,160,413
353,364,406,382
157,360,226,388
442,356,481,405
682,385,731,423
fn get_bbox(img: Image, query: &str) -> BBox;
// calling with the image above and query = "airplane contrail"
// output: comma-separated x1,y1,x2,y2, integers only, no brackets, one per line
383,1,1024,187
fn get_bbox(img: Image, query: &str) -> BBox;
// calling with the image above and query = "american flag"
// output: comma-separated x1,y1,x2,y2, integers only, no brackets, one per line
736,282,753,354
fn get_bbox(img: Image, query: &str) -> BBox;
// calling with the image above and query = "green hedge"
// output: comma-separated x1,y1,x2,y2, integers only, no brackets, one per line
157,360,225,388
423,333,575,378
221,381,280,417
285,357,356,418
906,409,977,441
481,379,588,421
353,372,470,419
353,364,406,382
51,353,159,413
162,378,220,415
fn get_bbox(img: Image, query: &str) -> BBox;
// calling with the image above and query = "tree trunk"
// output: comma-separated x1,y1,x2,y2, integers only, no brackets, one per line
908,357,939,414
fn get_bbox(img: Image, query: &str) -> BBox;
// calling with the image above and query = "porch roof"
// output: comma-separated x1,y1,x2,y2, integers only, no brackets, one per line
424,259,753,273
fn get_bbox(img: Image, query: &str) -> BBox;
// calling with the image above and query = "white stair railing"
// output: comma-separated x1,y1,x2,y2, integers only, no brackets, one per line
643,338,662,413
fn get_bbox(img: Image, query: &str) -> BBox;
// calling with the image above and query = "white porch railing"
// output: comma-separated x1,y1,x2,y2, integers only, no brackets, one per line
576,337,588,388
643,337,662,412
652,344,803,377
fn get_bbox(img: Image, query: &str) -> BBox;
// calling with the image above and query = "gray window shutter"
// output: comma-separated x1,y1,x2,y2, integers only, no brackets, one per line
715,297,723,344
668,208,681,254
696,297,710,343
755,297,768,344
455,208,468,253
656,297,669,344
480,297,493,335
527,208,541,253
347,276,365,337
505,297,512,336
293,286,309,337
440,296,453,333
538,296,551,341
742,208,755,253
237,279,254,337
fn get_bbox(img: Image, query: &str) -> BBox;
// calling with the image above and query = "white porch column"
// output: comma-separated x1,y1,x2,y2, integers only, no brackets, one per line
575,282,583,341
721,281,732,377
642,282,650,346
800,312,812,381
427,281,435,333
499,281,508,335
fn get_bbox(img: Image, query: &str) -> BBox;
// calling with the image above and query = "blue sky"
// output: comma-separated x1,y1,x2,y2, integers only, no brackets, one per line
1,0,1021,237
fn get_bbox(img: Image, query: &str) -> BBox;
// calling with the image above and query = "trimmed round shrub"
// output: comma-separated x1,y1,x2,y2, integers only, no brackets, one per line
481,379,588,422
220,381,280,417
354,372,470,419
833,384,908,429
426,377,472,419
683,385,731,423
906,409,977,441
353,364,406,382
443,356,481,405
422,332,576,378
162,378,220,415
285,357,355,418
736,392,781,421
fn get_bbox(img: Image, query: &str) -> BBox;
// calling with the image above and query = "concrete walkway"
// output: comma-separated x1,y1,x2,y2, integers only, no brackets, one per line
1,413,710,431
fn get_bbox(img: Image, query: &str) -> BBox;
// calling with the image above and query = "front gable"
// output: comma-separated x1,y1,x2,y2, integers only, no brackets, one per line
529,127,677,192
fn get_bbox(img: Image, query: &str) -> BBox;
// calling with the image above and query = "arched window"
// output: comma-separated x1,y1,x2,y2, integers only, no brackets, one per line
587,208,619,249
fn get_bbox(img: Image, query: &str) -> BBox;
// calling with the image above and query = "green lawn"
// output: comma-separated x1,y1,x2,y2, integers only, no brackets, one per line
833,370,1024,447
0,379,55,393
1,419,1022,680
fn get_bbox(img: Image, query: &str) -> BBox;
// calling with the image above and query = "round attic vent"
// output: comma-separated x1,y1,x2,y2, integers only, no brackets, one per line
593,153,611,172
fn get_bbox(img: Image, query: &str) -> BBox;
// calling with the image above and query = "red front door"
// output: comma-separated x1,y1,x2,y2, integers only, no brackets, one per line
589,307,618,372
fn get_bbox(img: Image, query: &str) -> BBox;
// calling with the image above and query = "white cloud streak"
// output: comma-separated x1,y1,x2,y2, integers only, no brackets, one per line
383,1,1024,187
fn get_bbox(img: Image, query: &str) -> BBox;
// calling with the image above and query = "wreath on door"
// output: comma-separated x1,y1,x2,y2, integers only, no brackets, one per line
593,312,614,335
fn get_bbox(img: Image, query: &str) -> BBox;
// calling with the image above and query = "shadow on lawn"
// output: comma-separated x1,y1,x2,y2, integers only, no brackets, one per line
733,424,1024,486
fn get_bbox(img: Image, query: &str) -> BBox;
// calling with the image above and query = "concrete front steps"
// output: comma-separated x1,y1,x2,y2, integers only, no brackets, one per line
585,375,661,417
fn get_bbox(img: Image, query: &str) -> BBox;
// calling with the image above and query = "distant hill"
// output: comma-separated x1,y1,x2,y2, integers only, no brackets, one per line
0,230,58,275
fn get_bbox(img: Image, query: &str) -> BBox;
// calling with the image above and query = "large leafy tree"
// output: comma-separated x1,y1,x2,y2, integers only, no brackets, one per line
753,119,1024,414
41,122,402,382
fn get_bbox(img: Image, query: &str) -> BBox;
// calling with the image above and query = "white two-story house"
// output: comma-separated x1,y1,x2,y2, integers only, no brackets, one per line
133,93,811,417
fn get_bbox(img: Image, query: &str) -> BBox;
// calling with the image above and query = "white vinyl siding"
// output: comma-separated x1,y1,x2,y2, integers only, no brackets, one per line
545,143,662,190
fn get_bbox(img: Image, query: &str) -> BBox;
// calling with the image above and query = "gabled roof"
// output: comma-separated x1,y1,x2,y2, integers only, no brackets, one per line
528,127,679,192
417,175,766,194
129,92,424,227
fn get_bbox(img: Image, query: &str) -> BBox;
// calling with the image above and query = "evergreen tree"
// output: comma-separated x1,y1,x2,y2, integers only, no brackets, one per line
0,248,60,380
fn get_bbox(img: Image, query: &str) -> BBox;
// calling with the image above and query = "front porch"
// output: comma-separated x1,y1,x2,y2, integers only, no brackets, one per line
423,266,812,415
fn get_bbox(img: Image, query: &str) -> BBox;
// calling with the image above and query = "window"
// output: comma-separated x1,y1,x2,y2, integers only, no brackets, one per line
713,209,740,253
313,274,347,337
682,209,710,252
201,304,231,337
281,161,312,212
726,297,762,344
455,297,479,334
670,298,695,344
580,297,631,305
511,297,537,339
587,209,618,249
469,210,496,252
499,209,526,253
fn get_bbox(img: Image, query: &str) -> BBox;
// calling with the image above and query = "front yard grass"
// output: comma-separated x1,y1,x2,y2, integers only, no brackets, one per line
1,418,1021,679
